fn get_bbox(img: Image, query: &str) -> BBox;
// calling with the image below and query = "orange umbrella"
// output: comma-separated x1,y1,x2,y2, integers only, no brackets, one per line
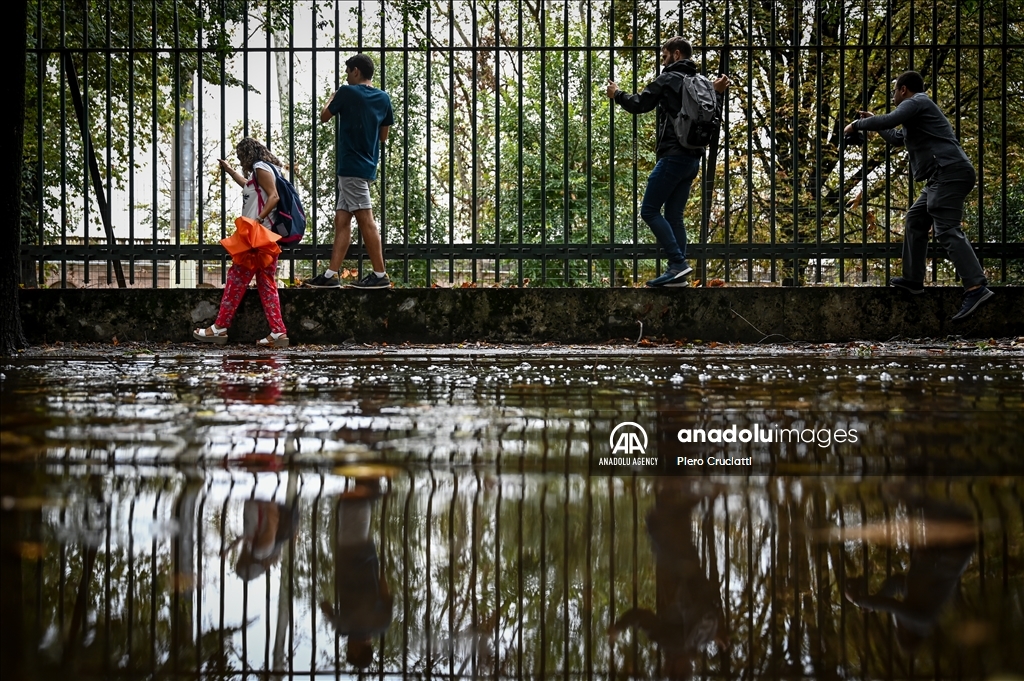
221,216,282,270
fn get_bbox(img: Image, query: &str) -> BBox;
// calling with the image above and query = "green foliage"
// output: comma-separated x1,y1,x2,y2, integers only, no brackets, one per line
966,182,1024,282
23,0,300,243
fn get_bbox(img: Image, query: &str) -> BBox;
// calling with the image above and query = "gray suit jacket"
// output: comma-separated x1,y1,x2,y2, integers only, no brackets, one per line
854,92,972,181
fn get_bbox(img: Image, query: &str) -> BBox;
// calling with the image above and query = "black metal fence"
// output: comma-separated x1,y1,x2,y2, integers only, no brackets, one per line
21,0,1024,288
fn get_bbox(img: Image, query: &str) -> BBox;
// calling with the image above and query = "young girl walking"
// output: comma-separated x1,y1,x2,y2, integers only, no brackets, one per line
194,137,290,347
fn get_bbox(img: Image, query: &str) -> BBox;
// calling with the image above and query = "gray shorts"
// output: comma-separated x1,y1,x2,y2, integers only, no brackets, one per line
335,176,372,213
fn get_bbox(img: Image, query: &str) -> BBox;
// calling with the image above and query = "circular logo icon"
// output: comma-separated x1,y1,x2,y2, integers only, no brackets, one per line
609,422,649,455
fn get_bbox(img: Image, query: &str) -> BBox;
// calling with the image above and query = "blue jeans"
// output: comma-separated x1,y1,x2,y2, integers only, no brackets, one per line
640,154,701,268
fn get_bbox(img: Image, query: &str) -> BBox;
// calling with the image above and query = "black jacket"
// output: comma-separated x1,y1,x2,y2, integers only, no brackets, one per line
613,59,725,159
853,92,973,181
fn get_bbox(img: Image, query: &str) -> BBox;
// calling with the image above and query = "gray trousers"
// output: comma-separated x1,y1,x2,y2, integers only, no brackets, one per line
902,161,986,288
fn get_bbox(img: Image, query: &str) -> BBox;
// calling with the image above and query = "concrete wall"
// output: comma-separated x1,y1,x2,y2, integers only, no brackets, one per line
19,287,1022,344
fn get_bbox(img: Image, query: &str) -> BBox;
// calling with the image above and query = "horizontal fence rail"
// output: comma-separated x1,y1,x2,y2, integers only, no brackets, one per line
21,0,1024,288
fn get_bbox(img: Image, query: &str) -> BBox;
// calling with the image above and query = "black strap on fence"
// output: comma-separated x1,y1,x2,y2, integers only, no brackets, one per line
63,50,126,288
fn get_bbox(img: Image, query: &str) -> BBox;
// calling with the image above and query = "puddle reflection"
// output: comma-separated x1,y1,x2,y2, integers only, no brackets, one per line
321,477,392,669
608,484,728,678
1,470,1021,679
842,495,976,655
2,354,1022,678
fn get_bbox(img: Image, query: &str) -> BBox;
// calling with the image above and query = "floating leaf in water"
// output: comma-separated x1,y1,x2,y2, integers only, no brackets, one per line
333,463,398,480
817,519,977,546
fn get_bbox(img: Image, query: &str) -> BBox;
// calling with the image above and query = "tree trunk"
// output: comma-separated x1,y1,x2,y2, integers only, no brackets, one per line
273,29,292,144
171,77,196,247
1,0,28,355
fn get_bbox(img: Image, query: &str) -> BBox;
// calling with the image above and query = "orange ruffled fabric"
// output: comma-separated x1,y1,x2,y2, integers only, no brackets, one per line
221,216,282,270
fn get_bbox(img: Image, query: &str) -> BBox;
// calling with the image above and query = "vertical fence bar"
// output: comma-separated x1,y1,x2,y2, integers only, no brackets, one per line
699,0,709,286
125,493,137,670
425,475,436,670
585,2,593,284
426,3,433,285
769,0,777,283
746,0,754,282
838,0,845,284
517,0,524,287
1001,0,1008,283
377,3,386,286
791,0,800,286
471,0,479,284
215,0,224,285
104,0,113,287
307,5,317,280
493,1,501,284
977,0,985,273
723,0,732,283
173,0,182,286
860,0,868,281
653,3,661,278
287,0,296,283
492,458,502,678
541,0,549,285
608,0,615,288
33,1,44,287
562,0,569,285
606,476,616,676
264,1,271,151
881,3,892,285
127,1,136,285
449,0,455,284
197,0,205,287
813,0,822,284
59,1,67,288
151,0,158,287
448,476,457,678
82,0,90,287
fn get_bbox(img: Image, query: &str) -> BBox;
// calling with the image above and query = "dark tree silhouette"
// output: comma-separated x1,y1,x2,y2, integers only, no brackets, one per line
1,0,28,356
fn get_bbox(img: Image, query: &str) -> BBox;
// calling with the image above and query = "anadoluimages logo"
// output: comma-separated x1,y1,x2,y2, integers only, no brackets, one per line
609,422,648,455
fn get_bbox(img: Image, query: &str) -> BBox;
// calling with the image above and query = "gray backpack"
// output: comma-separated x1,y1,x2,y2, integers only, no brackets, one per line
672,72,720,149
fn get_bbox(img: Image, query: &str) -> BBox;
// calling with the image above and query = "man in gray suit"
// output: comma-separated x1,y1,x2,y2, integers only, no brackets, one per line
845,71,993,321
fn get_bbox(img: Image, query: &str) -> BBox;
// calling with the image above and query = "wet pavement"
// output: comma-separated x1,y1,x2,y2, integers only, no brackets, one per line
1,344,1023,679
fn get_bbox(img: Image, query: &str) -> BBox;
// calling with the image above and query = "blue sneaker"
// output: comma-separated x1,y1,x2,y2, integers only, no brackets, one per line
951,286,994,321
645,264,693,288
306,273,340,288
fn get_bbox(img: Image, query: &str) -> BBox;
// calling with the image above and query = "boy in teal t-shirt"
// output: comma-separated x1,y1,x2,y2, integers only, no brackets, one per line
309,53,395,290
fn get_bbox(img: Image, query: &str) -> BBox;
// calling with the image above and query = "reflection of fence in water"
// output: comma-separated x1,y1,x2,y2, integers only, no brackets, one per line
19,471,1023,679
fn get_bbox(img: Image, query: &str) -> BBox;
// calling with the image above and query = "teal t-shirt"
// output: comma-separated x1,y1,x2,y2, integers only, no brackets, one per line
328,84,395,181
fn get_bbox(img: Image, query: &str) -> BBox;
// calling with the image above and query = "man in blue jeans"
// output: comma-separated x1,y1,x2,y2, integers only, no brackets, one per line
845,70,994,320
606,36,729,287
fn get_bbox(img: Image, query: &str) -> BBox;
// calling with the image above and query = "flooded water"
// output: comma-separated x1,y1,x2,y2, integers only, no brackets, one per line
2,350,1023,679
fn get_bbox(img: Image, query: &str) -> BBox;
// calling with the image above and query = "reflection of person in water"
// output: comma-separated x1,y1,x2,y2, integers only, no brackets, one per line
233,499,300,581
321,478,393,670
844,496,977,653
609,484,728,678
219,358,283,405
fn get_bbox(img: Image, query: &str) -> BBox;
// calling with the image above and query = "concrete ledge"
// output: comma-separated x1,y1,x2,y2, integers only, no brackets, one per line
18,286,1022,344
